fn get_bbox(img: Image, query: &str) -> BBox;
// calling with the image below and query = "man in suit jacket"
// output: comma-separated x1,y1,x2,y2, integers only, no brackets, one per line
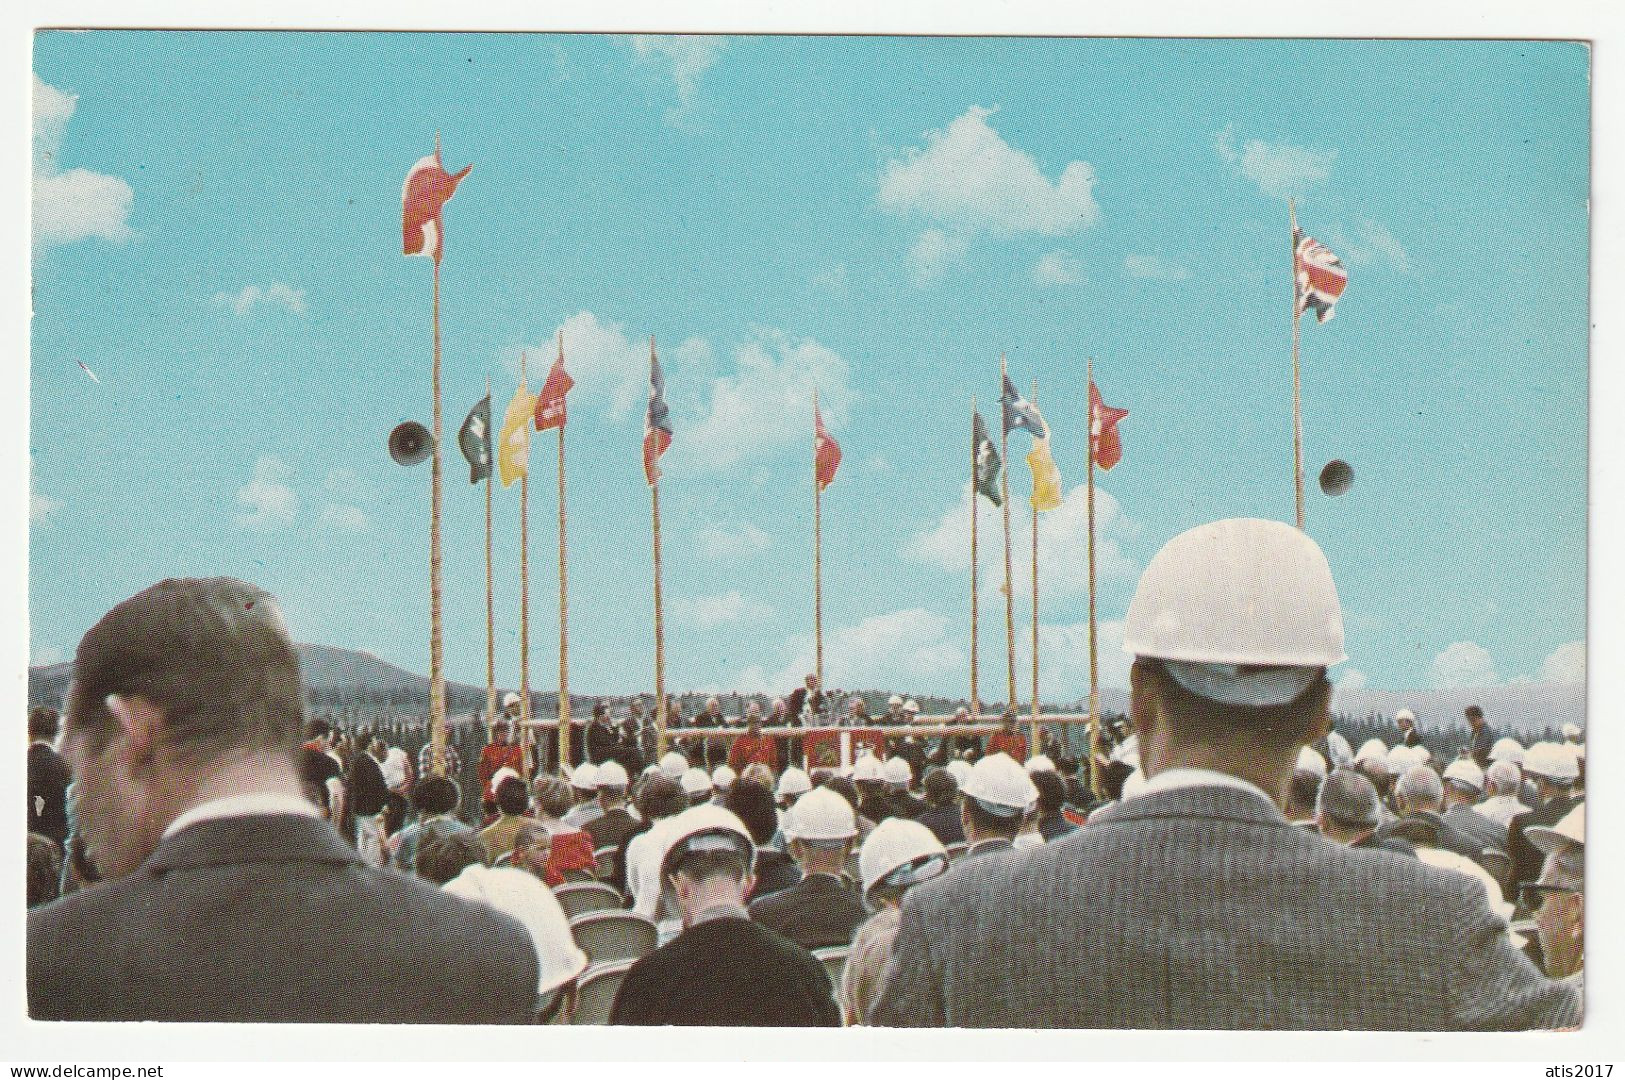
27,707,71,847
28,577,539,1024
1507,743,1583,896
748,787,867,951
872,519,1576,1030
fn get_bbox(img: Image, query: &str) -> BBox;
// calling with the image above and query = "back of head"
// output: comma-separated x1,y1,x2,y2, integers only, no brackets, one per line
1486,759,1521,796
1317,768,1382,831
412,774,462,816
1395,763,1444,814
67,578,303,768
29,706,61,743
496,776,534,817
923,766,958,806
28,833,63,908
724,779,778,845
1030,769,1068,815
635,775,688,822
417,830,488,885
823,774,861,812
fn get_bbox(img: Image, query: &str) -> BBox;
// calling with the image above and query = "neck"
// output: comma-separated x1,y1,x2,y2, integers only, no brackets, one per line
1142,736,1297,809
797,852,846,877
159,753,305,833
683,884,746,926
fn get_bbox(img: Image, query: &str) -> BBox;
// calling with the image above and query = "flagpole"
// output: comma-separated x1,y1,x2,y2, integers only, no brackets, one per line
1030,379,1041,759
1087,357,1102,799
428,253,447,775
557,331,572,772
519,351,532,770
484,377,496,736
651,337,668,760
1290,198,1305,530
1000,355,1017,715
813,387,824,694
969,396,980,722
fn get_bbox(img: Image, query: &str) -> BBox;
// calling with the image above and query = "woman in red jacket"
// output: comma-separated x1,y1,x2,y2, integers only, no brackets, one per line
530,774,598,886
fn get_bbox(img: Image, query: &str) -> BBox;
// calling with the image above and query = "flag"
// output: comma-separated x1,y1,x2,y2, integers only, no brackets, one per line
458,394,493,484
815,408,841,491
973,410,1002,506
1294,227,1348,323
533,354,574,432
644,350,672,485
1001,373,1043,436
1026,408,1062,511
497,380,536,487
1089,381,1129,472
402,145,472,261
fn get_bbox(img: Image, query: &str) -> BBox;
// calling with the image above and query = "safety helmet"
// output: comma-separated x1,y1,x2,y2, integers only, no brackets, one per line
776,766,812,800
883,756,913,787
1523,741,1580,784
1026,754,1057,775
944,759,972,785
783,786,858,843
656,804,755,880
1395,708,1416,724
859,818,948,900
1527,803,1585,856
960,752,1038,818
903,699,920,714
595,760,629,788
1354,738,1388,767
658,751,689,780
442,866,588,995
1122,518,1345,706
1383,745,1419,776
489,766,522,797
680,767,713,798
711,764,738,789
569,763,599,791
1489,737,1525,766
1561,722,1582,741
501,692,522,708
1442,757,1485,794
1325,730,1354,768
1295,745,1328,777
888,694,904,707
853,753,886,783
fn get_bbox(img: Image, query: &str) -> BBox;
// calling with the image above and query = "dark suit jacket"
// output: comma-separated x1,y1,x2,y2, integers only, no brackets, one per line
28,814,539,1023
748,871,868,951
872,786,1577,1030
915,804,966,846
752,848,802,900
1379,811,1484,861
27,743,71,847
1508,794,1580,892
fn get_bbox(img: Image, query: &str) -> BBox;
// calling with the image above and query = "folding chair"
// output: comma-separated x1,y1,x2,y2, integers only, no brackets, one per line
553,881,622,919
559,867,597,884
571,911,659,967
812,945,850,991
570,959,636,1026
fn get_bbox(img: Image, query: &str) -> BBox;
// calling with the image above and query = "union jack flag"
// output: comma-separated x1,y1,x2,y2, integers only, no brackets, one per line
1294,228,1348,324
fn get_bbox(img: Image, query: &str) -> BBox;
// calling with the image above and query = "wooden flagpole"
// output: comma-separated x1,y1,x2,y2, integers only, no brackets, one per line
969,396,980,722
813,387,824,694
484,377,496,735
556,331,572,772
1087,357,1102,799
1000,355,1017,714
1030,379,1041,758
651,337,668,759
1290,198,1305,530
519,351,532,764
428,250,447,775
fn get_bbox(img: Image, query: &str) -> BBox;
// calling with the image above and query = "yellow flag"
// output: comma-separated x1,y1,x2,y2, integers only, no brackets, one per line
497,380,536,487
1027,432,1063,511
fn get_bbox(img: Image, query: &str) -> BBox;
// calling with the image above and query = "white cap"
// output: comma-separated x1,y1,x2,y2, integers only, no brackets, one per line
853,753,885,783
490,766,521,796
888,695,904,707
1395,708,1416,724
1295,745,1328,777
1026,754,1057,775
501,692,521,708
1121,767,1150,800
711,764,737,789
655,804,754,880
883,756,913,786
1526,803,1585,855
1122,519,1345,705
960,752,1039,817
1523,741,1579,783
784,787,858,842
569,763,599,790
658,751,689,780
1562,722,1582,740
1384,745,1420,776
595,760,629,788
776,766,812,799
859,818,948,899
945,759,972,785
1325,730,1354,768
1489,737,1525,765
680,767,713,798
903,699,920,713
1354,738,1388,767
1442,757,1485,794
442,866,588,995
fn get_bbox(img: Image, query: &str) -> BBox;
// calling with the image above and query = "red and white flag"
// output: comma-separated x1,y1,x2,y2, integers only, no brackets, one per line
402,145,472,261
533,354,574,432
1089,381,1129,472
1294,228,1348,323
814,408,841,491
644,345,673,485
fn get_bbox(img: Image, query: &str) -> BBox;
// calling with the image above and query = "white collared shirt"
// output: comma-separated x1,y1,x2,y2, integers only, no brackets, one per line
1141,767,1276,808
163,793,320,839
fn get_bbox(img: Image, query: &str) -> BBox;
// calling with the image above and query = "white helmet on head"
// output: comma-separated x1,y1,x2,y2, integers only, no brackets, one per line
784,787,858,843
1295,745,1328,777
1026,754,1057,775
1561,722,1582,741
944,759,972,785
1123,518,1344,707
658,751,689,780
1526,803,1585,856
711,764,737,790
853,753,886,783
680,767,713,799
859,818,948,900
776,766,812,800
1442,757,1485,794
1489,737,1525,766
960,752,1038,818
655,804,754,880
442,866,588,995
595,760,629,788
1395,708,1416,724
569,763,599,791
1354,738,1388,768
501,692,522,708
883,756,913,787
1325,730,1354,768
1523,741,1579,784
888,695,904,707
903,699,921,714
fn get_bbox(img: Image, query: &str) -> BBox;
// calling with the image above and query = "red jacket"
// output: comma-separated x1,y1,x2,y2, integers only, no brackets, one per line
479,742,526,799
544,828,598,887
729,733,780,772
986,732,1028,763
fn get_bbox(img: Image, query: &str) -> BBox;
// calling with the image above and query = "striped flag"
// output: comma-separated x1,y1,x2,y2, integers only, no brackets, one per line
402,145,471,261
1294,228,1348,323
643,347,672,485
815,408,841,490
1089,381,1128,472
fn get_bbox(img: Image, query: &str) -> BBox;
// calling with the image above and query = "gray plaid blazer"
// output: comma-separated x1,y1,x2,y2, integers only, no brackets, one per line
870,785,1579,1030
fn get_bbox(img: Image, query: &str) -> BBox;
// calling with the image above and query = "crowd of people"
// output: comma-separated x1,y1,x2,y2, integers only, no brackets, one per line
25,518,1584,1028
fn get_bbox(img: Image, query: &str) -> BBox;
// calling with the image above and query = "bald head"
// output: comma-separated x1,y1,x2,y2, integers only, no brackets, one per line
1394,765,1444,815
1316,768,1382,842
1486,760,1521,796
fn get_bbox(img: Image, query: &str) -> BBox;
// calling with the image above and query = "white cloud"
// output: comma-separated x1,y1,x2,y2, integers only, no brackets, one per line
748,608,968,697
507,311,649,421
318,504,369,533
1429,641,1500,689
1327,219,1412,273
907,228,969,284
1033,250,1083,286
1123,254,1190,281
1215,124,1334,199
31,643,65,667
906,481,1139,604
33,75,134,248
630,35,726,112
680,590,774,628
236,456,298,532
1335,668,1369,691
696,522,771,559
1538,641,1585,686
214,283,307,316
1021,619,1131,699
30,491,61,523
676,330,855,472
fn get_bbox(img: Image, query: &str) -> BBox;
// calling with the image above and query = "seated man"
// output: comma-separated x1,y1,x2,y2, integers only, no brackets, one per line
748,787,868,951
27,577,538,1023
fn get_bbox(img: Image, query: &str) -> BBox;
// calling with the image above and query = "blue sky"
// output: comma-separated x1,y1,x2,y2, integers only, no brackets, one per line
30,33,1589,701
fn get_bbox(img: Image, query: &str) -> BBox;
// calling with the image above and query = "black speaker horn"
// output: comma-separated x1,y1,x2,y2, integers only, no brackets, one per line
1319,459,1354,497
389,421,434,466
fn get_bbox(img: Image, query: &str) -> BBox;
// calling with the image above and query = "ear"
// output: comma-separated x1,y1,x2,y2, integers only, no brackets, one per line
105,693,163,768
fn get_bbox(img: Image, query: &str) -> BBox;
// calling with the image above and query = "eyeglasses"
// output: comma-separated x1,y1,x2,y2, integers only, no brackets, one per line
1518,882,1581,908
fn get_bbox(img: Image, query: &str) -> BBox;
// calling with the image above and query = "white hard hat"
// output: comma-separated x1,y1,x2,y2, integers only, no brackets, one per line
1526,803,1585,856
658,751,689,780
1395,708,1416,724
1561,722,1582,741
1121,767,1149,800
1325,730,1354,768
711,764,737,789
784,787,858,843
595,760,629,788
1123,518,1344,705
1295,745,1328,777
490,766,521,796
1523,741,1579,783
680,767,713,798
1354,738,1388,767
656,804,754,880
945,759,972,785
903,699,920,713
1383,745,1418,776
1489,737,1525,765
883,756,913,786
859,818,948,899
1026,754,1057,775
776,766,812,799
960,752,1038,817
501,692,522,708
853,753,885,783
1442,757,1485,794
442,866,588,995
888,695,904,707
569,763,599,790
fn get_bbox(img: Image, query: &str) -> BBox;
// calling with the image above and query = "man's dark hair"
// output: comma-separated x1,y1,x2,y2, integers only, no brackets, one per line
304,718,332,742
668,848,749,888
824,775,861,810
1287,769,1323,815
725,780,778,845
416,831,487,885
1031,769,1068,815
635,776,688,822
1136,657,1330,751
1100,760,1134,802
29,706,60,742
28,833,63,908
495,776,532,817
66,578,304,767
1466,705,1484,720
923,767,959,806
962,796,1023,839
412,774,462,816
